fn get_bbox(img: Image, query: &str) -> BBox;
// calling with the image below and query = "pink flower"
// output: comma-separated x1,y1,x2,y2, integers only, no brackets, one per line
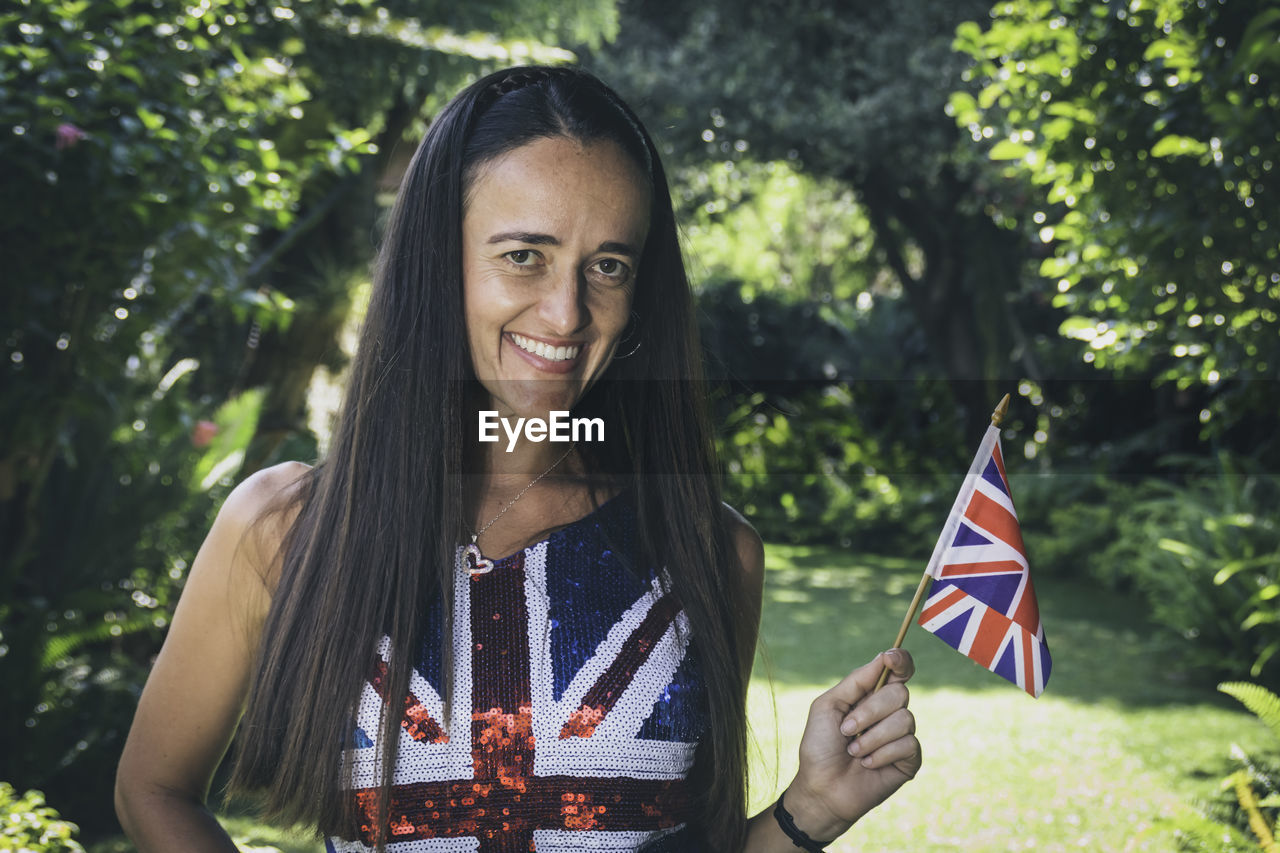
55,123,88,150
191,420,219,448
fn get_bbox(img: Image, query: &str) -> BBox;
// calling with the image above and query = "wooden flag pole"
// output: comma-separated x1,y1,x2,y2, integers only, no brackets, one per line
871,393,1011,693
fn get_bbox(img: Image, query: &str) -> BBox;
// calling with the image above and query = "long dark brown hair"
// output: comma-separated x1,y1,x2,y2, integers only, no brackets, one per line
228,65,750,850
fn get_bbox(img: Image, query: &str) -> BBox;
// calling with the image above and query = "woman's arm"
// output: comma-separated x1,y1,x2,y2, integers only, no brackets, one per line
724,508,921,852
114,462,306,852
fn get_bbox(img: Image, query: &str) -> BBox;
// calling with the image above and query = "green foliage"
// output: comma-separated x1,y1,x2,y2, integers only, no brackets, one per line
1222,682,1280,744
1170,810,1259,853
594,0,992,181
1166,683,1280,852
0,783,85,853
0,0,617,838
677,159,875,304
1096,462,1280,688
697,280,967,548
1014,462,1280,687
952,0,1280,457
665,153,963,547
590,0,1053,444
1016,473,1134,578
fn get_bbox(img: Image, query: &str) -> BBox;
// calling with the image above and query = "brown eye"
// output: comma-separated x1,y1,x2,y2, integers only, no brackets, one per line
507,249,537,266
592,258,630,281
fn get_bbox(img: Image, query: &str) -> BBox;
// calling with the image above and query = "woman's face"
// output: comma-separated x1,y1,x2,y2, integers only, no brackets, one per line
462,135,650,419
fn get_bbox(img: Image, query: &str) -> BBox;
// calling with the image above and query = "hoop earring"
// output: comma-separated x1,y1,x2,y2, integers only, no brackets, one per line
614,311,641,360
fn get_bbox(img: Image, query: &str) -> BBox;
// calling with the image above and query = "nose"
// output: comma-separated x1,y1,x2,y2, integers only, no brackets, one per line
537,264,588,335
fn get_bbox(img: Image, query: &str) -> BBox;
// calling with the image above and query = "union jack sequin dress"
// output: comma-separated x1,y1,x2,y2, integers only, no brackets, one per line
327,491,708,852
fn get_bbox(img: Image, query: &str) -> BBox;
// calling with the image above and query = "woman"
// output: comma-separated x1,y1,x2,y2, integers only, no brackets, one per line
114,66,920,852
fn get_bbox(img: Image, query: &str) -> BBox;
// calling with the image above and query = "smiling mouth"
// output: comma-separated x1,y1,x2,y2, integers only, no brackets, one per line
509,333,582,362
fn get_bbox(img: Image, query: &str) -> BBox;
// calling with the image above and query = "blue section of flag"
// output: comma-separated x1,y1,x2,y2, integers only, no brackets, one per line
352,726,373,749
546,495,648,701
931,605,971,650
637,652,707,743
416,595,447,696
952,521,991,547
993,641,1018,684
982,457,1008,494
948,573,1022,616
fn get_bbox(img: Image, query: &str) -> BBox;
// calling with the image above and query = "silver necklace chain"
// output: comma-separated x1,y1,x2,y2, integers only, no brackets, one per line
470,443,576,544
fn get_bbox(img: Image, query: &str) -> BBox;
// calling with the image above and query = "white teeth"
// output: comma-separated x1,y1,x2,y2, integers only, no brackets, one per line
511,334,580,362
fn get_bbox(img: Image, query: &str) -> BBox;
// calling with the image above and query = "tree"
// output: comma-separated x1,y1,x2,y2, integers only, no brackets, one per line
586,0,1051,441
950,0,1280,464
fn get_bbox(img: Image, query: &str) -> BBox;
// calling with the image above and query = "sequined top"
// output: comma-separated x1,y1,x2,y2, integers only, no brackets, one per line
327,491,709,852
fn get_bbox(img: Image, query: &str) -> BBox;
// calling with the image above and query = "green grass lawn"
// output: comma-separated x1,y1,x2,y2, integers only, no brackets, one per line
749,544,1274,852
92,544,1272,853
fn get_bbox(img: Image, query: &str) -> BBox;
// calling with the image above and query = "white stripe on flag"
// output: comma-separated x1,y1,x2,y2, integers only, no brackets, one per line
973,470,1018,518
940,541,1028,572
924,425,1002,580
1032,635,1045,697
919,592,975,633
957,600,987,656
1011,626,1026,692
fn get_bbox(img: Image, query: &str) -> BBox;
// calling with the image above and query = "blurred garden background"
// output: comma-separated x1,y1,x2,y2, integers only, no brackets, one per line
2,0,1279,850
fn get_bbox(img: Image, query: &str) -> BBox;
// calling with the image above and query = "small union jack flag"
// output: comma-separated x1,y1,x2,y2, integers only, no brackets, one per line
917,423,1052,697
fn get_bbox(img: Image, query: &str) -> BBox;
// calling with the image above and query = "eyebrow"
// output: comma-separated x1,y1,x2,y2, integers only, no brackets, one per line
486,231,641,258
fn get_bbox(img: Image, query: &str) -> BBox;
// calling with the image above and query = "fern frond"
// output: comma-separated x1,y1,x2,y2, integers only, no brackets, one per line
1231,768,1280,852
1221,682,1280,743
1167,808,1256,851
39,616,156,670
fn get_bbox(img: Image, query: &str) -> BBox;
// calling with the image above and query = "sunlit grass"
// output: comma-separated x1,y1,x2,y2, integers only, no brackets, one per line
747,544,1273,852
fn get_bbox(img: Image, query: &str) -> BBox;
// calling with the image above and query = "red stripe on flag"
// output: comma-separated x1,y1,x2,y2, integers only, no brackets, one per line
918,586,969,625
367,659,448,744
1011,575,1042,633
938,560,1025,578
969,606,1012,668
560,594,681,739
965,490,1027,555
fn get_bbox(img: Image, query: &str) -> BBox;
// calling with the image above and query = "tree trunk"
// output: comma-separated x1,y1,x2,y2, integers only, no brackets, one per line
858,166,1026,441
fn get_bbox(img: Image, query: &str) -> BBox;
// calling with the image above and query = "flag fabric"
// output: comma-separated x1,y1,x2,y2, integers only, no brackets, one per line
329,495,701,852
916,423,1052,697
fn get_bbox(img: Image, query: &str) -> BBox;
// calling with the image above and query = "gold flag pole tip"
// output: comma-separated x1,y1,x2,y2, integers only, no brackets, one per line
990,393,1011,427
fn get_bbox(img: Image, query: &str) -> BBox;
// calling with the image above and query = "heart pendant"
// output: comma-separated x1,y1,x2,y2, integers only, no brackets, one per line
464,542,493,575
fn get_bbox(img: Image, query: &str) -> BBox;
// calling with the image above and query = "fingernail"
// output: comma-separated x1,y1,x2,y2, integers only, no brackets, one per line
861,756,874,767
840,720,856,736
847,740,861,756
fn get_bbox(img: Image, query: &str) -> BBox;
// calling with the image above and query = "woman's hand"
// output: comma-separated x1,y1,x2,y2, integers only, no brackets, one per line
785,649,921,841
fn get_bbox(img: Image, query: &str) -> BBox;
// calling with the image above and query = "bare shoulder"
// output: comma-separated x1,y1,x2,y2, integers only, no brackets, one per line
216,461,312,584
195,461,313,601
220,460,312,526
170,460,313,650
721,502,764,585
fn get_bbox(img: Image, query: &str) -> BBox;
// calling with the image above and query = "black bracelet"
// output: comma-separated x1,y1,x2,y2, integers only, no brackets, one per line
773,789,834,852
